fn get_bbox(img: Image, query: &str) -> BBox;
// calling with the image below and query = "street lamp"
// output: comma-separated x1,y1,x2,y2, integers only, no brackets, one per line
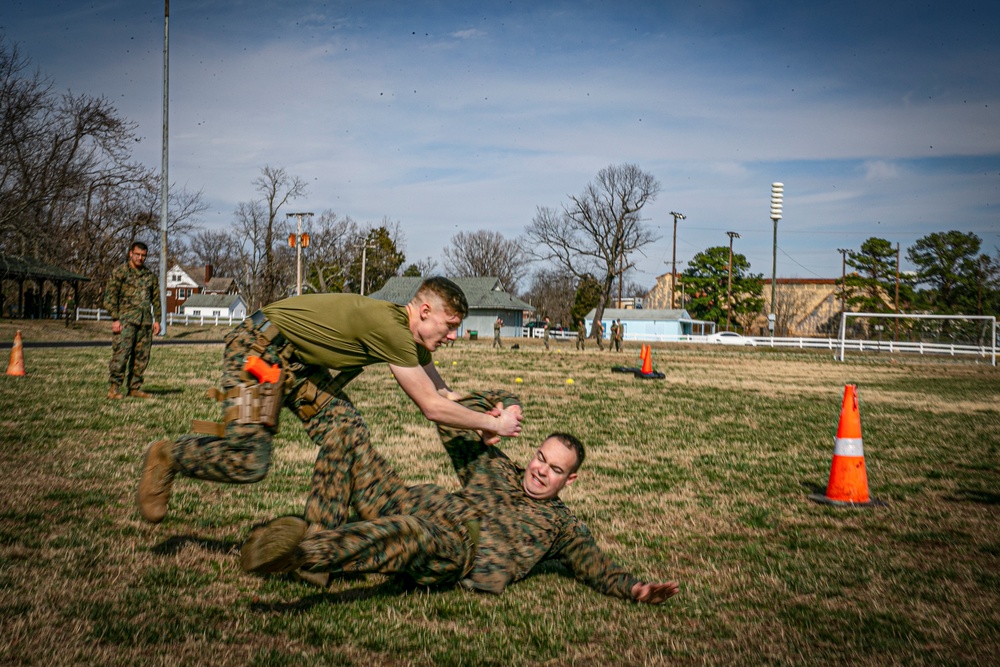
359,240,377,296
769,183,783,335
669,211,685,309
726,231,740,331
286,212,313,296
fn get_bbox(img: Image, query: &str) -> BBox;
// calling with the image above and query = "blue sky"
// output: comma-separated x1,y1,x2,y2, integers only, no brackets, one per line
4,0,998,289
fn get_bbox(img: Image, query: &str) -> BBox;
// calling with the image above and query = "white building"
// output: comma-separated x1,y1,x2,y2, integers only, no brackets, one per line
180,293,248,321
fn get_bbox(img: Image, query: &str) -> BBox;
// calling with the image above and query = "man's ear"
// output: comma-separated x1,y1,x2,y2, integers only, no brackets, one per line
419,301,433,319
564,472,578,487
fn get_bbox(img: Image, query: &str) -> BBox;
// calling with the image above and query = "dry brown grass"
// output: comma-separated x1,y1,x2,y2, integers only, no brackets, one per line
1,330,998,665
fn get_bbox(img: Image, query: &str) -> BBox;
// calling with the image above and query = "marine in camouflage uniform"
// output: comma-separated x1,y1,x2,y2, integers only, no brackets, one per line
576,320,586,351
103,242,160,399
609,321,619,352
542,317,551,350
493,317,503,349
242,390,679,603
137,279,524,525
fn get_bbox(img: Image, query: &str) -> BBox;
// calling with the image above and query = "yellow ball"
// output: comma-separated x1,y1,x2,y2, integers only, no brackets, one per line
515,377,523,384
452,361,457,366
566,378,574,385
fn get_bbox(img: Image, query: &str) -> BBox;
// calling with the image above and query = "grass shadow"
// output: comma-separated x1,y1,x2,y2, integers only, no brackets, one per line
249,578,411,613
151,534,239,556
945,488,1000,505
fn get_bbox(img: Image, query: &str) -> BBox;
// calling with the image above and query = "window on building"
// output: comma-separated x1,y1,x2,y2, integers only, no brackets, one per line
212,310,221,317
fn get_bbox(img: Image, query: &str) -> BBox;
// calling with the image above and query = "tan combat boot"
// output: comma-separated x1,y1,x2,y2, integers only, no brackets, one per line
137,439,177,523
129,389,152,399
107,385,123,400
240,516,309,574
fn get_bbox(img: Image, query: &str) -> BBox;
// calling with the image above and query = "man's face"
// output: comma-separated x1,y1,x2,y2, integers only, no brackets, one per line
413,295,462,351
128,247,147,270
522,437,578,500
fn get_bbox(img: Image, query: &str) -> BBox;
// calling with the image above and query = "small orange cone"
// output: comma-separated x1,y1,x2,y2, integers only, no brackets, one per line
6,330,26,376
809,385,883,507
640,346,653,375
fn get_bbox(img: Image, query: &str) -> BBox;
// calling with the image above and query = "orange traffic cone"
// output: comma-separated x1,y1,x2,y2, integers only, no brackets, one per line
640,346,653,375
6,330,26,376
809,385,883,507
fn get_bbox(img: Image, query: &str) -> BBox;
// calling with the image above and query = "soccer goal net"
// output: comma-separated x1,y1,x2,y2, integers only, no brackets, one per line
837,312,997,365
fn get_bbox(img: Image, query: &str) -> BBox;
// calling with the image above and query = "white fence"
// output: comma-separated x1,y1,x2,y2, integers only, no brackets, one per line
520,326,996,365
71,311,995,365
76,308,246,327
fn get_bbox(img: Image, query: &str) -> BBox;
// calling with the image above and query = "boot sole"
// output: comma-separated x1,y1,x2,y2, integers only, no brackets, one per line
137,439,175,524
241,516,308,574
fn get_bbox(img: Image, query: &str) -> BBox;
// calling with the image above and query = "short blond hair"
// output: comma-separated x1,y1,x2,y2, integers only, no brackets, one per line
413,277,468,318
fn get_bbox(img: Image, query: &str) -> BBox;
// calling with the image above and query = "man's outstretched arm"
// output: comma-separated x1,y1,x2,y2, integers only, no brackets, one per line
631,581,680,604
390,364,522,439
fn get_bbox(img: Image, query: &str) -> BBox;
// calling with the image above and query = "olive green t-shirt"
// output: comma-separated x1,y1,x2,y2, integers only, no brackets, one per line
262,294,431,371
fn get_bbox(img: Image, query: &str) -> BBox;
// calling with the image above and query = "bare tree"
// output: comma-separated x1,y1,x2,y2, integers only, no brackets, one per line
521,268,576,326
525,164,660,338
402,256,439,277
300,210,359,294
0,36,207,306
442,229,529,292
253,166,307,305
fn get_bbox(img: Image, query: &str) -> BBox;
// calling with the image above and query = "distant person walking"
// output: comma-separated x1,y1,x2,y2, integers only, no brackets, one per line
543,317,551,351
576,320,586,351
493,317,504,349
104,242,160,400
613,319,624,352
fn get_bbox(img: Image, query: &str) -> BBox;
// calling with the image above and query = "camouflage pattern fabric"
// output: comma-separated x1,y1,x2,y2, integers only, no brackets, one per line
543,321,550,350
104,261,160,389
298,397,478,585
492,319,502,349
439,391,639,599
103,263,160,326
297,389,640,599
109,322,154,392
576,322,586,350
171,317,359,486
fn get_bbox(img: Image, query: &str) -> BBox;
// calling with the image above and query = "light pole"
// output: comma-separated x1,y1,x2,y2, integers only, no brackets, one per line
769,183,783,335
726,231,740,331
669,211,685,309
286,212,313,296
158,0,170,335
837,248,849,313
359,240,377,296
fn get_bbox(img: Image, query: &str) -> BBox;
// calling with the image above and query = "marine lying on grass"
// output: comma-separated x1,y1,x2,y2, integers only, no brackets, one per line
241,390,679,604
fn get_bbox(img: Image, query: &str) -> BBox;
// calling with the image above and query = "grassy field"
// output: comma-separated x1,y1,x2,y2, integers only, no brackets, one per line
1,326,998,666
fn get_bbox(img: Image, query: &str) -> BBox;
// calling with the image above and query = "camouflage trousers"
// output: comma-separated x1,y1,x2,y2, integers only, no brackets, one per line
576,336,585,350
171,316,366,509
109,322,153,391
298,391,516,587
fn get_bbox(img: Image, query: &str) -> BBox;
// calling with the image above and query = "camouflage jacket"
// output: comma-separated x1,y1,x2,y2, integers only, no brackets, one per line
103,263,160,326
438,391,640,600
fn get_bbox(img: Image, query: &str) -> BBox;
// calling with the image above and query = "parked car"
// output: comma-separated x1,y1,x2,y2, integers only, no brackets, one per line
706,331,754,346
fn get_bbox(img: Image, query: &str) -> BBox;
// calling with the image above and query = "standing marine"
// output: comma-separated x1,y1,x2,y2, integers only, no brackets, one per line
104,241,160,399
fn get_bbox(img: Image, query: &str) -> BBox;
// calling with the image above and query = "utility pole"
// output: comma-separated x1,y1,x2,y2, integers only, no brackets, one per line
669,211,685,309
286,212,313,296
726,231,740,331
837,248,850,314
